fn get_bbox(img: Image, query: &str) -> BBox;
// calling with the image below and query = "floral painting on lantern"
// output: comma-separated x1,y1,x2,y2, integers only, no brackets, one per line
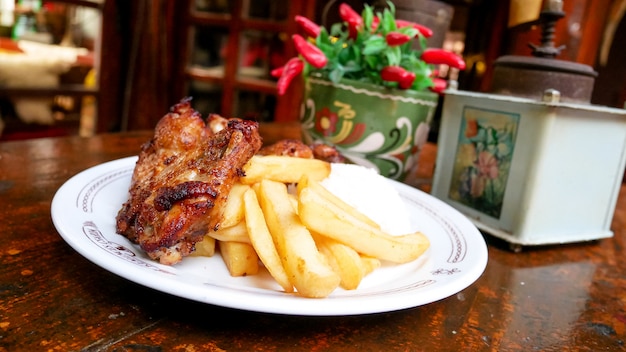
448,106,519,219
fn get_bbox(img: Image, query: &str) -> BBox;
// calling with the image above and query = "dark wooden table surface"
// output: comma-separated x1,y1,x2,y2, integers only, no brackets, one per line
1,123,625,351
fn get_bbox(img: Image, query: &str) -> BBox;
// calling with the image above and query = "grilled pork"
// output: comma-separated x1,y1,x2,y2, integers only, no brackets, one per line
258,139,346,164
116,98,263,264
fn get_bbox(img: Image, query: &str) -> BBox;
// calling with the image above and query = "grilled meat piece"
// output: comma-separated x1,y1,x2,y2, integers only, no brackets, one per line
258,139,346,163
257,139,314,158
116,98,262,265
310,142,346,163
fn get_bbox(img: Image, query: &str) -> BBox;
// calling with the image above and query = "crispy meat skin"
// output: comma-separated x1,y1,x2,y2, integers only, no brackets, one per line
258,139,346,163
310,142,346,163
116,99,262,265
257,139,314,158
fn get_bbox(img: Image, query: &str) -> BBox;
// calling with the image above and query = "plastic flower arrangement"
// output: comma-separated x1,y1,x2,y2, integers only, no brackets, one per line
272,2,466,95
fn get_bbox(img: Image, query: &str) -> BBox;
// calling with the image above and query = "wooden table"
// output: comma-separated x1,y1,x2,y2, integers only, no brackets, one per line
1,124,625,351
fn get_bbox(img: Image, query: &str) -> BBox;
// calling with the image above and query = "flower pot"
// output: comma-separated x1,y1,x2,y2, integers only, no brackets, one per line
300,77,439,181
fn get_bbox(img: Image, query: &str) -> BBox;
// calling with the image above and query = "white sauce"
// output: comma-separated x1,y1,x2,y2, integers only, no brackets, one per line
320,163,412,236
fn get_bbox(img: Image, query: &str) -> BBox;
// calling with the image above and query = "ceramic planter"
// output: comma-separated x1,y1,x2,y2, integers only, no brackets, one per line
300,77,439,180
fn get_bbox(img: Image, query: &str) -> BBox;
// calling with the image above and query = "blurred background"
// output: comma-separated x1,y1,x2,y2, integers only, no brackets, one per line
0,0,623,141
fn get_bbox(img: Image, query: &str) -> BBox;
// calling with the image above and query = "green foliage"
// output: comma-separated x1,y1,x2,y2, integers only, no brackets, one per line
309,3,433,91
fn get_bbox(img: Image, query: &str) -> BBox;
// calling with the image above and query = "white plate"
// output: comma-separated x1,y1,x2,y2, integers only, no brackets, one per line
51,157,487,316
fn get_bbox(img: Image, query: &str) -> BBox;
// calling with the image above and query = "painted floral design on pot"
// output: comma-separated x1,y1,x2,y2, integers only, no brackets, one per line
301,77,438,180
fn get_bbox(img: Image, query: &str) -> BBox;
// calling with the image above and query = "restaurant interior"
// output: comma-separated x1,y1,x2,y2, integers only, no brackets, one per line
0,0,623,141
4,1,626,350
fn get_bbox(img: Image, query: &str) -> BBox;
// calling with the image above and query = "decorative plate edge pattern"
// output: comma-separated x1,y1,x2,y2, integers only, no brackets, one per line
432,268,461,275
82,220,174,275
403,195,468,263
77,167,133,213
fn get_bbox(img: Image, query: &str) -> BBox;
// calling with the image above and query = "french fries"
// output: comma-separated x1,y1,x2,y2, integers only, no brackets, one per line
315,235,365,290
296,174,380,229
189,235,216,257
243,188,293,293
360,255,381,276
206,221,251,244
220,183,249,228
298,183,430,263
219,241,259,276
196,155,430,298
256,179,340,298
240,155,331,184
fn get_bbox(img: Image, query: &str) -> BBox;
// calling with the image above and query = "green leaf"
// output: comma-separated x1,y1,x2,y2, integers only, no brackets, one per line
303,63,312,77
338,47,352,63
316,28,337,56
386,0,396,16
361,35,386,55
342,60,361,73
398,26,419,38
381,8,396,34
413,74,433,91
330,23,344,37
418,35,428,51
363,55,379,69
385,46,402,66
329,67,345,83
362,4,374,31
317,27,329,42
